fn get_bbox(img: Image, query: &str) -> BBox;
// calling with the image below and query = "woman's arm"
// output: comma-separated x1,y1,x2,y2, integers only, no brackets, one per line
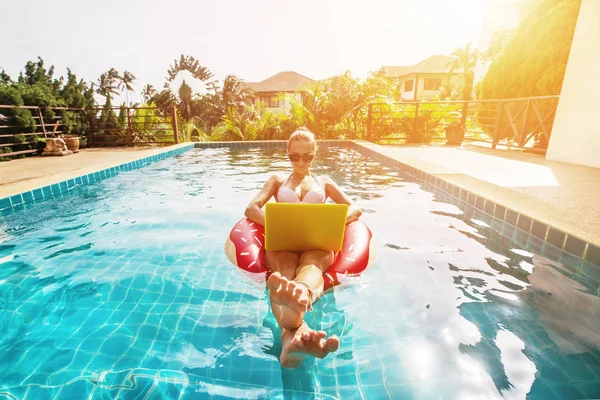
244,174,281,226
323,176,362,224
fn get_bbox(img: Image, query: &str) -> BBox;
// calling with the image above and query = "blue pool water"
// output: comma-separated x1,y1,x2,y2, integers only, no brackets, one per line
1,146,599,399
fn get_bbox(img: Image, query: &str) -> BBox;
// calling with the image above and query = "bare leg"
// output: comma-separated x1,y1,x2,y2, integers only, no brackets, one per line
265,251,302,331
276,250,340,368
266,250,334,330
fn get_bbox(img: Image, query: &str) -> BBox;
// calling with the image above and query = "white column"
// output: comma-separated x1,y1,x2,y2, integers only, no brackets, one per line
546,0,600,168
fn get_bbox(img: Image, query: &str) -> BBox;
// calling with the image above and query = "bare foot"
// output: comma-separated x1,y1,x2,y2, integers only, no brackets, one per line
267,272,312,330
280,322,340,369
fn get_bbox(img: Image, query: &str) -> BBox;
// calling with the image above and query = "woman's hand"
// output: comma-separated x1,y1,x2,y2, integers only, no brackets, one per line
323,176,362,223
346,203,362,224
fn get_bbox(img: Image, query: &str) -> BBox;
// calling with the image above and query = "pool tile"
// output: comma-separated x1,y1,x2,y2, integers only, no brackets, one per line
505,209,518,226
32,188,44,201
531,221,548,240
91,386,121,400
453,185,461,198
24,385,62,400
494,204,506,219
360,384,391,399
467,193,477,206
475,196,485,211
1,386,28,400
484,200,495,215
546,227,566,249
584,244,600,268
0,197,10,209
21,192,33,204
580,260,600,286
564,235,587,258
517,214,532,232
42,185,53,196
145,381,182,399
337,386,365,400
9,194,23,206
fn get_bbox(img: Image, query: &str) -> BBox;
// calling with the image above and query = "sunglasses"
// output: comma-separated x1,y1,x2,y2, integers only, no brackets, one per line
288,153,315,162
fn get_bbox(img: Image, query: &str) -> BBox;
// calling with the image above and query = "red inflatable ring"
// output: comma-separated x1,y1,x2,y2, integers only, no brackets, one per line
224,218,376,291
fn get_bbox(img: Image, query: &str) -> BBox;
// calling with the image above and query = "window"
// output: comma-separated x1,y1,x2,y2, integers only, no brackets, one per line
404,79,414,92
424,78,442,91
260,95,279,108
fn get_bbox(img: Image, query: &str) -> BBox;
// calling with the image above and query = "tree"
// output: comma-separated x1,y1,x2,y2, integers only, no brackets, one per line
141,84,157,103
447,43,478,101
477,0,581,99
95,72,119,100
218,74,254,114
118,70,136,106
163,55,215,123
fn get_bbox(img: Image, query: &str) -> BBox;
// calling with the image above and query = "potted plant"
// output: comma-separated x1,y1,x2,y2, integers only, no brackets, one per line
445,120,465,146
61,134,80,153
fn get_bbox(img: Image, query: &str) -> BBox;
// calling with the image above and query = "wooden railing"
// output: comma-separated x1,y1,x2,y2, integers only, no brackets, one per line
0,105,180,160
366,96,560,152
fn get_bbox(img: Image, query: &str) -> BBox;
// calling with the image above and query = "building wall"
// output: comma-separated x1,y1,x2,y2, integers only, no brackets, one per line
254,91,303,112
546,0,600,168
398,74,464,101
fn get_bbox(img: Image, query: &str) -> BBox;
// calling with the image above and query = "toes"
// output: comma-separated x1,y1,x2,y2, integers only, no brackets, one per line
324,336,340,353
267,272,282,290
292,283,309,304
317,331,327,338
309,331,319,342
292,284,303,298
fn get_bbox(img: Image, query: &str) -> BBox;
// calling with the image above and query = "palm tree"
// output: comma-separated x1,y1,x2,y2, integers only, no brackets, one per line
118,70,136,106
141,84,157,103
219,75,254,114
178,80,194,121
447,43,478,101
163,55,216,123
95,72,119,100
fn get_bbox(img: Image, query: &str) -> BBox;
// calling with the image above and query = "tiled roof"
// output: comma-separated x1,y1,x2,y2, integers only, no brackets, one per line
382,55,463,78
242,71,314,93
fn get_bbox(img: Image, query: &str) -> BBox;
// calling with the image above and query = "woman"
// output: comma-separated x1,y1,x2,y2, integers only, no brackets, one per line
244,127,362,369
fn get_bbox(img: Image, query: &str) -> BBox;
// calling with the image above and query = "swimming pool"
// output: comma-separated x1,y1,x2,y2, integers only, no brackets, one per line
1,145,599,399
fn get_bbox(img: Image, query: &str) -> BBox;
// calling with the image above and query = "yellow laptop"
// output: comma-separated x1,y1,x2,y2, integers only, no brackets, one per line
264,203,348,252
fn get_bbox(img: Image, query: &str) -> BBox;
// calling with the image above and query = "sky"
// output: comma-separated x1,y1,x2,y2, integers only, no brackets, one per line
1,0,504,104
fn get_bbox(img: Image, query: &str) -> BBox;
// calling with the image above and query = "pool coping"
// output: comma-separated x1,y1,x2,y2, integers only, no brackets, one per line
1,139,598,271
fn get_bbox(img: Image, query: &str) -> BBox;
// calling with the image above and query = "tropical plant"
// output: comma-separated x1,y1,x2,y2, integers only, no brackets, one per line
118,70,136,106
141,84,157,103
447,43,478,101
477,0,581,99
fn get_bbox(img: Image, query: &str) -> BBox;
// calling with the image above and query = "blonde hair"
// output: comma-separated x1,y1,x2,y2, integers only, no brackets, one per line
288,127,317,151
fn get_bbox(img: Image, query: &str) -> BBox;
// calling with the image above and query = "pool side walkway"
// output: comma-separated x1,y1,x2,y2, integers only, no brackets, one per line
353,141,600,254
0,144,191,200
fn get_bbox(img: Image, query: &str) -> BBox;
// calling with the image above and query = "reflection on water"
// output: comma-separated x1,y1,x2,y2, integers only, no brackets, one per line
0,146,598,399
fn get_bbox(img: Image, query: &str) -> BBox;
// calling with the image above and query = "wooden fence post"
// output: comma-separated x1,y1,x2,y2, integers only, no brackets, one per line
171,106,179,144
412,102,420,140
492,100,503,149
37,108,47,138
366,103,373,141
126,107,134,145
